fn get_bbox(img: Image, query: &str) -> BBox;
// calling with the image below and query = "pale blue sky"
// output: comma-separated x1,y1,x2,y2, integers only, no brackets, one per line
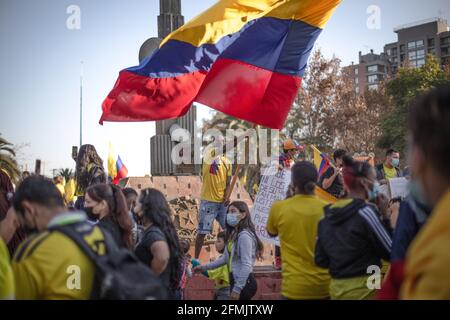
1,0,449,176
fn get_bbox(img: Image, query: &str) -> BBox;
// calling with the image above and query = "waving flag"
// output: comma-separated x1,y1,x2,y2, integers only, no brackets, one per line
312,145,331,177
108,143,128,185
100,0,341,129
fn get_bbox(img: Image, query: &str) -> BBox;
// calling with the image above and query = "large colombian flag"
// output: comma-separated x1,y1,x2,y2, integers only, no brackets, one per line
100,0,341,129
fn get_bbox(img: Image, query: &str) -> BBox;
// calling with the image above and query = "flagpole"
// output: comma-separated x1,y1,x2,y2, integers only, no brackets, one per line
79,61,83,147
224,124,257,202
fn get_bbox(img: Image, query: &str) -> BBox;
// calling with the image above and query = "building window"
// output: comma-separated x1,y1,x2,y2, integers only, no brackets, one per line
355,68,358,75
408,41,416,49
408,51,417,60
355,86,360,94
442,37,450,45
428,48,436,55
392,48,398,55
386,49,391,56
367,65,377,73
416,40,424,47
417,59,425,67
428,38,435,47
400,44,405,53
355,77,359,84
368,84,379,90
416,49,425,59
368,75,378,83
400,54,405,62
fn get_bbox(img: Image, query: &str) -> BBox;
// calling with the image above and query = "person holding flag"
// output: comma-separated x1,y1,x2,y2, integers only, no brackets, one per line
319,149,346,199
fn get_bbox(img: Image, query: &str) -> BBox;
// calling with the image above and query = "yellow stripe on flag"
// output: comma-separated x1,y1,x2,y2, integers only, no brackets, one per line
316,186,337,204
108,142,117,180
161,0,341,47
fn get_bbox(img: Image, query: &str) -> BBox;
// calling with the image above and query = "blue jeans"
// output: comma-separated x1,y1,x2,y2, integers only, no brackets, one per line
197,200,226,234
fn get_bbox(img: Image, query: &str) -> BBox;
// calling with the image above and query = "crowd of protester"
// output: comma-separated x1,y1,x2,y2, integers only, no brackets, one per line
0,86,449,300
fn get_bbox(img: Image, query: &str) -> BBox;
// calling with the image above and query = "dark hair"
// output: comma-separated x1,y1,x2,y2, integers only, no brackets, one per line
409,86,450,180
13,176,65,215
216,231,227,254
333,149,347,162
139,188,182,290
1,170,14,221
226,201,264,260
291,161,318,195
342,155,373,190
217,231,226,241
75,144,105,195
122,188,138,199
86,183,133,249
179,239,191,255
386,149,398,157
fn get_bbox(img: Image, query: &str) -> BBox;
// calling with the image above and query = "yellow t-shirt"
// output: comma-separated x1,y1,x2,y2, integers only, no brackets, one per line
200,151,232,203
383,165,398,180
401,188,450,299
12,224,105,300
267,194,331,299
0,238,14,300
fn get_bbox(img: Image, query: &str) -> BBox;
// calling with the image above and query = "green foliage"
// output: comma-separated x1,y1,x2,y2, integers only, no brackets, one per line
0,135,20,183
378,55,450,154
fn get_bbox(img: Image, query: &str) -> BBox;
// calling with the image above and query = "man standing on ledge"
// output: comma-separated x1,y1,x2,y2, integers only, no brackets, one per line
376,149,403,185
195,137,232,260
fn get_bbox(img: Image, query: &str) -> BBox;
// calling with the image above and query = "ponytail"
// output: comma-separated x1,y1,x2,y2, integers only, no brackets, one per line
110,185,133,249
86,183,133,249
291,161,318,195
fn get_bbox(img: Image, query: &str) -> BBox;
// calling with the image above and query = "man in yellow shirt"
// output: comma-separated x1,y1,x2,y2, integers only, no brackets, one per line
376,149,402,185
195,142,232,259
400,86,450,299
267,161,331,300
0,207,19,300
11,176,105,299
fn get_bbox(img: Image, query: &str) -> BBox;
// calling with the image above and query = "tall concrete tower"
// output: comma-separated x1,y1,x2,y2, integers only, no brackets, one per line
147,0,199,176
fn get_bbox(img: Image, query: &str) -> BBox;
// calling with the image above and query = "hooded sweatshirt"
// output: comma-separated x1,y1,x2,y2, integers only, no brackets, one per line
315,199,392,279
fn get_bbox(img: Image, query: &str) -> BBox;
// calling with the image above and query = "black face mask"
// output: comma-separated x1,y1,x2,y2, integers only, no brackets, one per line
84,206,99,222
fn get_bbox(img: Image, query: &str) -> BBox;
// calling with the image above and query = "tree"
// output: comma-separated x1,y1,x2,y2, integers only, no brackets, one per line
378,55,450,155
285,49,340,150
0,135,20,183
286,49,390,156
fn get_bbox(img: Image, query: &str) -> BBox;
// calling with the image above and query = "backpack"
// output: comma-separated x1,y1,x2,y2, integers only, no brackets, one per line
50,222,167,300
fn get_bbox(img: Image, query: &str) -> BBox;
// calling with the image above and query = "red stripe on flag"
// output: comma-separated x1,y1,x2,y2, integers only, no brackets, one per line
195,58,301,129
100,70,206,124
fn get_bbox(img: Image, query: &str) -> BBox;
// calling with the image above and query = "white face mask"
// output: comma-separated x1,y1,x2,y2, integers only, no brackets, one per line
226,213,240,227
391,158,400,167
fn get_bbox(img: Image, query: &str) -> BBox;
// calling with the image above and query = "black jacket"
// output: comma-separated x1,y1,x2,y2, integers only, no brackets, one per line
315,199,392,279
375,163,402,181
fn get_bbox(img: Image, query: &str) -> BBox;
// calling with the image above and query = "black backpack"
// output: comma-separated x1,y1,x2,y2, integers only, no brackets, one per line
50,222,168,300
